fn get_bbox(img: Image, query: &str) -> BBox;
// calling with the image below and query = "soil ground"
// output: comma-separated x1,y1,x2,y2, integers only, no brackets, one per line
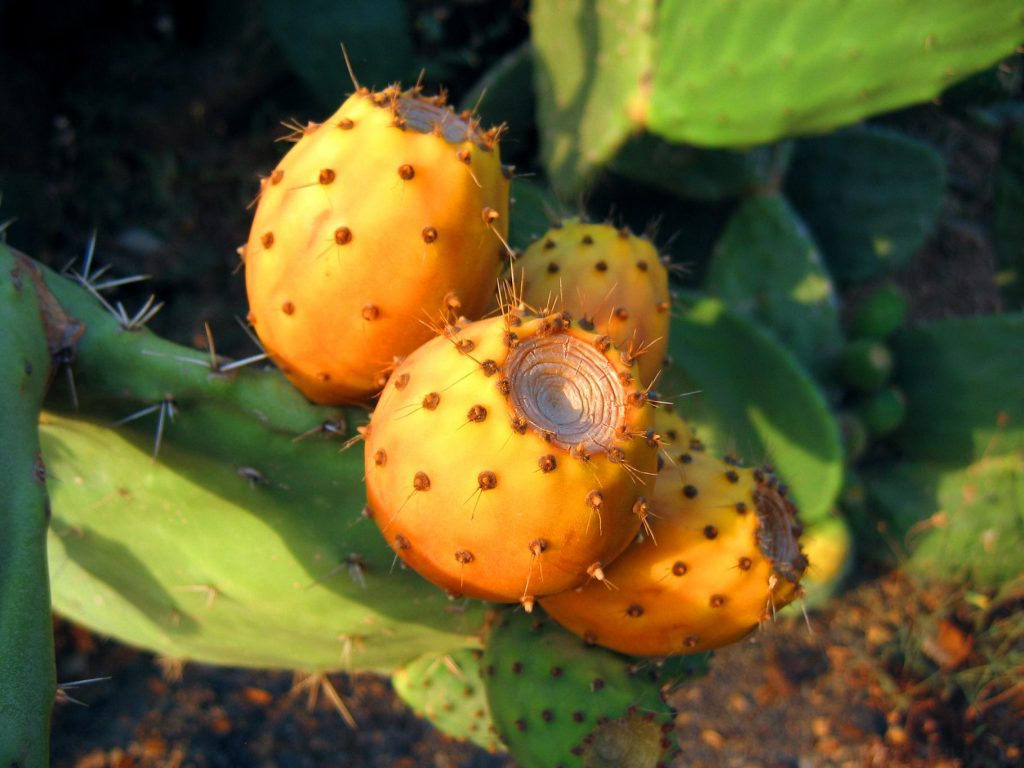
3,3,1021,767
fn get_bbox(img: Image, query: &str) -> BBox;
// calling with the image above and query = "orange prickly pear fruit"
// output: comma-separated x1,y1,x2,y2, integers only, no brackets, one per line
539,406,808,656
516,220,671,386
363,308,659,606
244,85,510,404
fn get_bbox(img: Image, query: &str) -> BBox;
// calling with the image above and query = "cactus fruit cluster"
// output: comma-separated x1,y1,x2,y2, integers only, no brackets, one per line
244,84,510,404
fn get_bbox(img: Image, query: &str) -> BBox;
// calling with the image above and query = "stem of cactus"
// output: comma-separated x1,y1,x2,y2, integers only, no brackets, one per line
0,250,58,768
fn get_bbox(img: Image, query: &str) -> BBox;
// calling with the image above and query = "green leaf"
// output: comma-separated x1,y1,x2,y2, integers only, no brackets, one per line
508,177,561,252
531,0,656,196
661,296,843,524
891,313,1024,464
704,194,843,375
262,0,414,106
648,0,1024,147
785,126,946,283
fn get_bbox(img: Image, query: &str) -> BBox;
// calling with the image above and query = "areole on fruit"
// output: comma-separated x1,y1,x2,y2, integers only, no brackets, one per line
363,310,658,604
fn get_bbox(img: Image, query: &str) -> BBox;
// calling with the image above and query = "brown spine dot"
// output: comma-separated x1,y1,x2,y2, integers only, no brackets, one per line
656,300,671,313
738,556,753,570
511,415,528,434
413,471,430,491
496,378,511,396
594,335,612,353
319,168,336,184
422,392,440,410
467,405,487,423
398,164,415,180
585,489,603,509
373,449,387,467
457,148,471,164
581,234,594,245
608,446,626,463
270,169,284,184
735,501,748,514
529,539,548,556
547,261,559,274
703,525,718,539
481,359,498,376
394,372,410,390
710,594,726,608
422,226,438,243
541,710,554,722
512,661,523,674
334,226,353,244
672,561,687,576
591,677,605,691
261,232,275,249
543,238,556,250
337,118,354,129
477,471,497,491
514,719,527,732
481,206,500,224
456,338,475,354
725,470,740,483
538,454,557,473
613,307,630,321
361,304,380,321
626,604,644,618
550,666,562,678
394,534,410,550
281,300,295,315
595,260,608,272
583,631,597,646
454,550,474,564
684,635,700,648
573,711,586,723
636,259,648,271
683,484,699,499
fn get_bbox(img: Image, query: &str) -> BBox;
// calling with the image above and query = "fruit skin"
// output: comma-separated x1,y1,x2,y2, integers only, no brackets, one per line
540,407,808,657
517,220,671,385
364,309,659,603
245,85,510,404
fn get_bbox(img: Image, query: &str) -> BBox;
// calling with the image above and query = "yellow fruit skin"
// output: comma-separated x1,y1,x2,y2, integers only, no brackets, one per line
540,408,807,657
245,89,509,404
363,311,658,603
518,221,670,386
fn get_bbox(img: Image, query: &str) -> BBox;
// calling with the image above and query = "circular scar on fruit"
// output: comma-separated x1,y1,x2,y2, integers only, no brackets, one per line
505,334,625,453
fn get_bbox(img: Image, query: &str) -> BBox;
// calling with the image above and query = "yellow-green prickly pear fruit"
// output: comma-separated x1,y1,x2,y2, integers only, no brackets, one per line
540,407,808,656
245,85,510,404
363,309,659,606
517,220,671,386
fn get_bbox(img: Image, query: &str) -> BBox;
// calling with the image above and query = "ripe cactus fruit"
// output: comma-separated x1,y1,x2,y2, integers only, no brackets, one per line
540,407,808,656
363,308,659,604
517,220,671,385
244,85,510,404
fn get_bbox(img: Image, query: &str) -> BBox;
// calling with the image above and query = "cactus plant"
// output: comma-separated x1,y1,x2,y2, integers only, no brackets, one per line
517,219,672,385
244,84,510,403
363,308,658,604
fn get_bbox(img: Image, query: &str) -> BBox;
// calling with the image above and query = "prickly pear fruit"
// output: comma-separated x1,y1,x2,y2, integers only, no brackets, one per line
245,85,510,404
517,220,671,385
540,407,808,656
363,309,659,605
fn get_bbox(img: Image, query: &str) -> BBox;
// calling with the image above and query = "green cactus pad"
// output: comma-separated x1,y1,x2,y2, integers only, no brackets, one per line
661,296,843,525
863,455,1024,588
509,177,562,252
392,648,504,754
7,251,486,674
849,284,910,341
482,608,708,768
994,124,1024,304
785,127,946,283
891,313,1024,464
533,0,1022,193
705,194,843,375
263,0,413,107
610,134,793,202
0,250,57,768
857,386,907,438
461,41,535,166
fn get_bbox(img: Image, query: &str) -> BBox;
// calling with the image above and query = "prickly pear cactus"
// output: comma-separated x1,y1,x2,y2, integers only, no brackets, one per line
517,220,672,385
363,309,659,605
541,407,808,657
391,648,503,753
244,84,510,404
482,608,709,768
